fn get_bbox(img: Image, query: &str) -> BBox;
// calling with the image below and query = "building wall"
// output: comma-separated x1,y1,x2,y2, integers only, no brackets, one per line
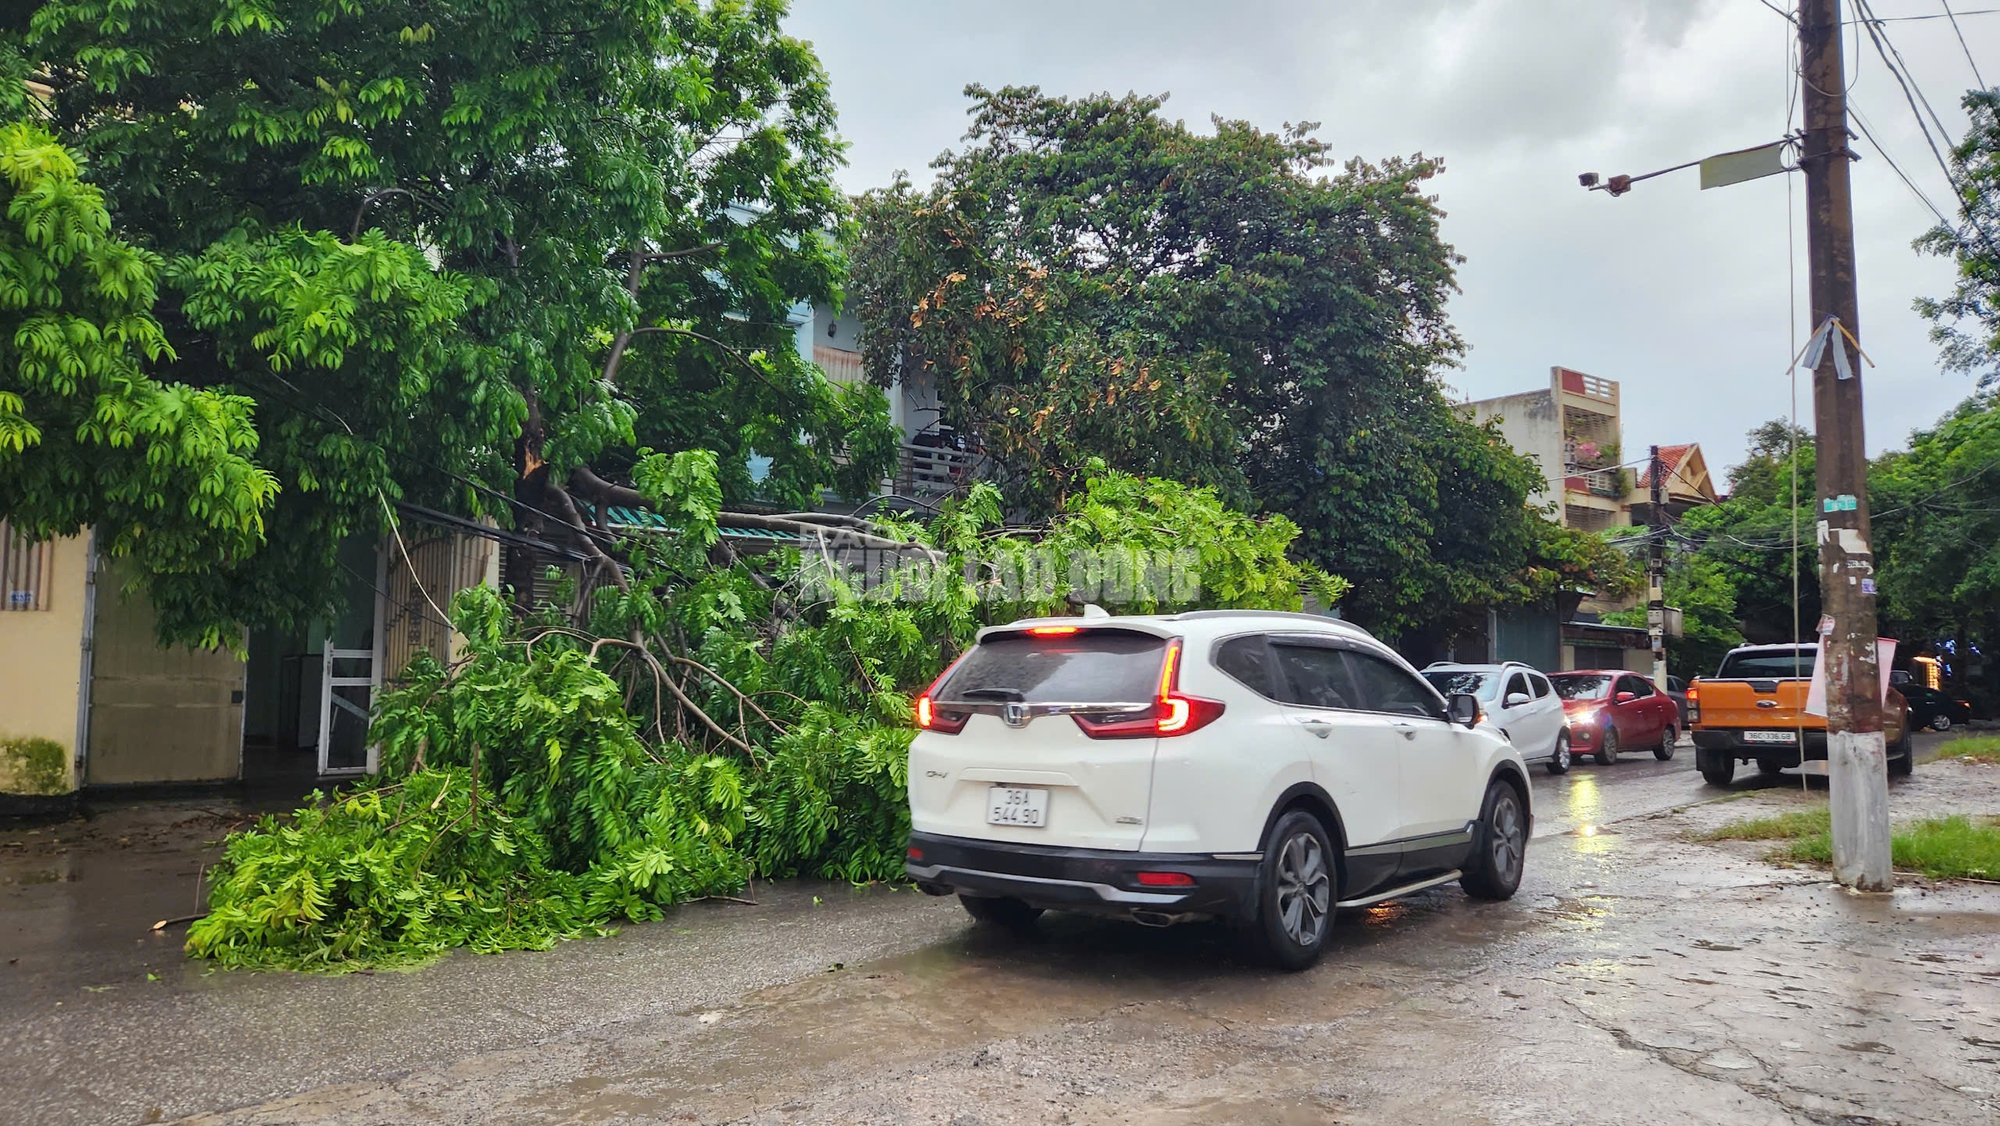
1460,389,1561,505
0,533,89,795
85,558,245,786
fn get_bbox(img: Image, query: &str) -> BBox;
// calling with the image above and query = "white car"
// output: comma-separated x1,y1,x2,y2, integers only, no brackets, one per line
1421,662,1573,775
904,609,1533,970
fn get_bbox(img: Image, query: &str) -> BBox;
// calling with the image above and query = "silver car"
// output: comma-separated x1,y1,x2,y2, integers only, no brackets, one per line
1422,662,1573,774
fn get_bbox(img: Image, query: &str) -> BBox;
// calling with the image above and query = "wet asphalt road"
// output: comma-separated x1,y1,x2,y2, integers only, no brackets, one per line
2,733,1994,1125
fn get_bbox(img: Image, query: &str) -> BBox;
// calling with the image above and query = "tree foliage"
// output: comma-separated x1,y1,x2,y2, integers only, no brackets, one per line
849,85,1616,639
1917,89,2000,384
15,0,890,642
1872,390,2000,651
0,120,277,642
1604,554,1744,679
187,462,1334,969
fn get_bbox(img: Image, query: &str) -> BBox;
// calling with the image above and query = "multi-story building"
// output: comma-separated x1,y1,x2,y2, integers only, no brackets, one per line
795,301,975,501
1460,366,1633,531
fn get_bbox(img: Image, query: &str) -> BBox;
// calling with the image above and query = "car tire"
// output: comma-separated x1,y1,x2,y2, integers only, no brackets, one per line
1247,810,1336,972
1655,725,1678,761
1461,779,1528,901
1756,757,1785,777
1699,749,1736,787
1889,724,1915,777
1932,714,1953,732
958,894,1043,929
1546,730,1572,775
1595,727,1620,765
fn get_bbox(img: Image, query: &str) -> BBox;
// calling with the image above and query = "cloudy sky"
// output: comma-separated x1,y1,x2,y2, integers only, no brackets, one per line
784,0,2000,475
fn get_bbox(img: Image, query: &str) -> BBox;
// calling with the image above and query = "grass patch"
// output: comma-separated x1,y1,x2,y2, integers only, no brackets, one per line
1942,736,2000,765
1696,807,1831,841
1702,805,2000,880
1890,816,2000,880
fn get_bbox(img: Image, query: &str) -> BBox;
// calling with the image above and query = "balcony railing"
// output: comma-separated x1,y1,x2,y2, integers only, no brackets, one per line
893,442,979,497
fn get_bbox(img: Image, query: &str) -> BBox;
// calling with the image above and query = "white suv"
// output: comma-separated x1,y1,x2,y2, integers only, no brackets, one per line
905,610,1533,970
1421,662,1572,774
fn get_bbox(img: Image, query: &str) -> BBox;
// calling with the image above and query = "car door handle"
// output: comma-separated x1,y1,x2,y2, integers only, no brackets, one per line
1389,721,1418,740
1299,719,1333,739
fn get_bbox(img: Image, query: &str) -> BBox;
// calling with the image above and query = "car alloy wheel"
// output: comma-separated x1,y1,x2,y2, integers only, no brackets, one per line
1275,830,1332,948
1595,726,1620,765
1933,714,1953,732
1547,731,1572,775
1654,726,1677,761
1461,780,1527,900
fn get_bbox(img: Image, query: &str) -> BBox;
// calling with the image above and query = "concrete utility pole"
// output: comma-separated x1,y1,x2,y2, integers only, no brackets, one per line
1799,0,1892,890
1647,445,1668,691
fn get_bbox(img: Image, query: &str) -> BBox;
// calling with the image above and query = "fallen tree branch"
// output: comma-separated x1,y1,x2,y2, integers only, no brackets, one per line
668,652,788,734
583,637,761,759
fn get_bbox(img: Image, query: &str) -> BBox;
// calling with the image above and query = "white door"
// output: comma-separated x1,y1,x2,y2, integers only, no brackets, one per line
1526,671,1567,758
1267,641,1401,849
1493,670,1563,760
1339,649,1485,838
317,640,379,776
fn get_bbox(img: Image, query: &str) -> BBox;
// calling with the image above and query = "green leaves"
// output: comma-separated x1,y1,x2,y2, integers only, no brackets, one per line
1,121,278,637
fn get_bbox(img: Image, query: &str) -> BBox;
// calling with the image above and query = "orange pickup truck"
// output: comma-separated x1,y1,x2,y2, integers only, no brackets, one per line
1688,643,1913,787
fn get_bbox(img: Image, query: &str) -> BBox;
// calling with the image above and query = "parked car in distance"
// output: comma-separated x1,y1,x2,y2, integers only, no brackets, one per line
1422,662,1574,774
1666,675,1690,726
1547,670,1680,764
905,609,1534,971
1901,684,1972,732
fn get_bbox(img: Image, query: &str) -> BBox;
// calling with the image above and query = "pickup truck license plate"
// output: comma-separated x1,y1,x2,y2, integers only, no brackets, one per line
986,786,1049,827
1744,730,1797,744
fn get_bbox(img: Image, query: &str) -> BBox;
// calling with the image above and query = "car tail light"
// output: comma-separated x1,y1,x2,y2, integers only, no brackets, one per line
906,846,923,861
1072,637,1225,739
1134,871,1196,887
1027,625,1080,636
914,651,973,735
1685,683,1700,724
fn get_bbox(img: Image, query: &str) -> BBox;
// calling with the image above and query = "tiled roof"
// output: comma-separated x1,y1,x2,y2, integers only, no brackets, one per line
1636,444,1696,490
595,505,804,542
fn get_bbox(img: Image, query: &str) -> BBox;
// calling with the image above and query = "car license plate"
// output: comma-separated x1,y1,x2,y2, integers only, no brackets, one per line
1744,730,1797,744
986,786,1049,827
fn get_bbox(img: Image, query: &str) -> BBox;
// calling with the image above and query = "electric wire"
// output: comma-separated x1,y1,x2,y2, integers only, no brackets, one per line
1941,0,1989,88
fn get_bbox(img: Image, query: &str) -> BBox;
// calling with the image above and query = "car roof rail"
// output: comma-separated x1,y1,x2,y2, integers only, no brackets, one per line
1171,609,1355,627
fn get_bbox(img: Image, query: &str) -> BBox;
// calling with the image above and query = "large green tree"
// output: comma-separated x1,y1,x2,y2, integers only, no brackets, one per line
13,0,891,642
1872,391,2000,651
851,85,1621,638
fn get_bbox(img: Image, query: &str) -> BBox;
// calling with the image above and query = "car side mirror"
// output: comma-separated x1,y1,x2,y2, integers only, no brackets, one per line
1615,691,1637,703
1448,693,1480,729
1503,691,1531,708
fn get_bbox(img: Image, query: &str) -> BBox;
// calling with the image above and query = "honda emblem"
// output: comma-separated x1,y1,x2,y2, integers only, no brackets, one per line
1003,702,1029,728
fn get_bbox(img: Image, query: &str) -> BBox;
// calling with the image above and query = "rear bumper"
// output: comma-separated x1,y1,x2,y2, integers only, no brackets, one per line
904,831,1261,920
1693,728,1826,760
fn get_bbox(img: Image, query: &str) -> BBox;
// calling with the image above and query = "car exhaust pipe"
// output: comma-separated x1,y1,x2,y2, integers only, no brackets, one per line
1131,910,1206,928
915,881,954,897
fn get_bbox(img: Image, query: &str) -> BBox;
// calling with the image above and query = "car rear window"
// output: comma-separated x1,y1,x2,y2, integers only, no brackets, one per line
1551,674,1614,700
1716,648,1814,678
1423,670,1496,700
938,629,1166,705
